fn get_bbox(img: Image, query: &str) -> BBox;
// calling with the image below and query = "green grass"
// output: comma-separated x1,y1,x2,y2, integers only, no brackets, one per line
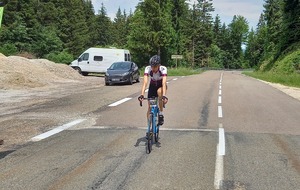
139,67,202,76
243,71,300,88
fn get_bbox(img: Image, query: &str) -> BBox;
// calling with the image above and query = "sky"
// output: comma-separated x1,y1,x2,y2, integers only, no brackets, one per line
91,0,264,30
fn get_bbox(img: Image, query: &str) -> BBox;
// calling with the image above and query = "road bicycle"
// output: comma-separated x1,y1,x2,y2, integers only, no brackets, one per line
140,97,164,154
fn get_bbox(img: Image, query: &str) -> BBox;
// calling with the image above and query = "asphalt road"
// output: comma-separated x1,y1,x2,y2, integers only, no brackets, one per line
0,71,299,190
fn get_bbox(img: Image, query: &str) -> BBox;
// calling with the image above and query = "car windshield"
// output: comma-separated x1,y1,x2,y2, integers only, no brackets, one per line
109,62,130,70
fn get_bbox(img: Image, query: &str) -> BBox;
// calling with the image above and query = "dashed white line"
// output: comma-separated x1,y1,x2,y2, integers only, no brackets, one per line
218,106,223,118
109,98,132,107
218,96,222,104
31,119,86,141
219,90,222,95
173,78,178,81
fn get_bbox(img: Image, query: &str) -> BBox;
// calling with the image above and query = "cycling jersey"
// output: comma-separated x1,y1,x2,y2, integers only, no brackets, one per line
144,66,167,85
144,66,167,98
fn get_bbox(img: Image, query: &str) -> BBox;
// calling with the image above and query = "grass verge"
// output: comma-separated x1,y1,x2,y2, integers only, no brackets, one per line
243,71,300,88
139,67,202,76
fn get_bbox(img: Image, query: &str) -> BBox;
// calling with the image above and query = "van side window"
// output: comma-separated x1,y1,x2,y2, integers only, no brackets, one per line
82,53,89,61
94,56,103,61
128,54,131,61
124,53,131,61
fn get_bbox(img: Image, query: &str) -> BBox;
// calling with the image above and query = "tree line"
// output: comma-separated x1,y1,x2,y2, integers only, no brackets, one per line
0,0,299,72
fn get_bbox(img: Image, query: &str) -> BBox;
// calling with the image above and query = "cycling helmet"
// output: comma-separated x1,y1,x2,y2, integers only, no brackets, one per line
149,55,161,66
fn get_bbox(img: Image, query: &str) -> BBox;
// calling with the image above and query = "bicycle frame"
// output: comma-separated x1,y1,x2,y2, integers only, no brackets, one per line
147,98,160,135
140,97,163,153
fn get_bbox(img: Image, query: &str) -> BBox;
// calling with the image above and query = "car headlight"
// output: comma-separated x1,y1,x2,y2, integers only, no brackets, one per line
105,72,109,76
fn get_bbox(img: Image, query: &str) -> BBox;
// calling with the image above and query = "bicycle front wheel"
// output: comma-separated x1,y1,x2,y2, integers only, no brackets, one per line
154,126,159,143
146,114,154,154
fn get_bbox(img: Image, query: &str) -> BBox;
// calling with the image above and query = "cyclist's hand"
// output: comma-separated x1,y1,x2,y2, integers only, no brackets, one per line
162,96,168,104
138,95,144,102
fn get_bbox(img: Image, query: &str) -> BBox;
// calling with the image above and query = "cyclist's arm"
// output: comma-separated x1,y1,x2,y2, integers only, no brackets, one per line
141,74,148,97
162,76,167,96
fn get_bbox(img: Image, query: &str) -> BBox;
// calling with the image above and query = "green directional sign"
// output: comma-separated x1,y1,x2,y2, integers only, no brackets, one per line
171,55,183,59
0,7,3,28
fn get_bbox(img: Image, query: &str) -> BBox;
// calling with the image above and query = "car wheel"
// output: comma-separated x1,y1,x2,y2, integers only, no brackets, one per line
129,76,133,85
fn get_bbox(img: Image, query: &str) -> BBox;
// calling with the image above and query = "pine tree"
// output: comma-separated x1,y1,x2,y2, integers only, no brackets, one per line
95,3,113,47
280,0,300,53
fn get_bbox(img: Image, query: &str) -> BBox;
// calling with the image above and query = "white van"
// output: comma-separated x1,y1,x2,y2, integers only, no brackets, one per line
70,48,131,75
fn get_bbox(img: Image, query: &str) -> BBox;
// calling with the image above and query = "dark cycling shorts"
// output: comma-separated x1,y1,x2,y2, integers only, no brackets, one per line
148,81,167,98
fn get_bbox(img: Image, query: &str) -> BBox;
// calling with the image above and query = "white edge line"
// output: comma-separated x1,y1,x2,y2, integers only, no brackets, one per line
109,98,132,107
31,119,86,141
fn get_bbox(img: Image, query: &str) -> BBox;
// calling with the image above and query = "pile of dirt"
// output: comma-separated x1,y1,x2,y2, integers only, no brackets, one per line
0,53,83,89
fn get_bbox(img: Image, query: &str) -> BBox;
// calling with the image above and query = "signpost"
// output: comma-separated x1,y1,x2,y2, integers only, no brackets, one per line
0,2,4,28
171,55,183,68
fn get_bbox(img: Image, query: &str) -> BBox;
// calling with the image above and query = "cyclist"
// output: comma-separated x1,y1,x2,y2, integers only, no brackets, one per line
138,55,168,125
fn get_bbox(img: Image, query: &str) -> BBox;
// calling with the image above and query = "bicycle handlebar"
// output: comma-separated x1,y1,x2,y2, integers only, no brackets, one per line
139,98,166,108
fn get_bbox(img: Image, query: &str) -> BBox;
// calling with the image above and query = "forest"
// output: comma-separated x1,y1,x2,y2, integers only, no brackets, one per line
0,0,299,75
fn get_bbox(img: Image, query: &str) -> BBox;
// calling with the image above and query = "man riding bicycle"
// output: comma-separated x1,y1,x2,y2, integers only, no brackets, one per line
138,55,168,125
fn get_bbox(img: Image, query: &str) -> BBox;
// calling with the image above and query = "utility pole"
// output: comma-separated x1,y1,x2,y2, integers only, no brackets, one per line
0,1,4,145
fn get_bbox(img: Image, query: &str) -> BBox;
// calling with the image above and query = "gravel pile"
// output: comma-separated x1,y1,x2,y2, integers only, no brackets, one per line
0,53,83,89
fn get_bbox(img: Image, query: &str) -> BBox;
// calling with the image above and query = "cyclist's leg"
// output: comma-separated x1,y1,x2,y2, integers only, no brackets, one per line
147,84,158,122
157,87,163,112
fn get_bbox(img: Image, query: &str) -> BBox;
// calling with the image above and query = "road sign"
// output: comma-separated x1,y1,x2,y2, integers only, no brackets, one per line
171,55,183,59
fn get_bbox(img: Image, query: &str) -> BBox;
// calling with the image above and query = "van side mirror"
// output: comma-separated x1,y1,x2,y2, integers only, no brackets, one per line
78,57,82,62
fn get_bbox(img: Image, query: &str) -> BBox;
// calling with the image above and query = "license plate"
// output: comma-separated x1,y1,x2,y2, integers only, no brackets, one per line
112,78,119,81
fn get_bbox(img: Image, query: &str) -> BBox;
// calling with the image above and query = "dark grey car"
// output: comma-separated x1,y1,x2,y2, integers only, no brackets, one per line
105,61,140,85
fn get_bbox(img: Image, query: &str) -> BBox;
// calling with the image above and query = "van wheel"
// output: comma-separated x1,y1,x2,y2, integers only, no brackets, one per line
74,67,82,75
81,72,88,76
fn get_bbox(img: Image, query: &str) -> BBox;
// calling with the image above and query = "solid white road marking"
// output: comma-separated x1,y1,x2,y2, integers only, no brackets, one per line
79,126,218,132
214,145,224,189
218,106,223,118
214,124,225,189
218,96,222,104
109,98,132,107
31,119,86,141
218,125,225,156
